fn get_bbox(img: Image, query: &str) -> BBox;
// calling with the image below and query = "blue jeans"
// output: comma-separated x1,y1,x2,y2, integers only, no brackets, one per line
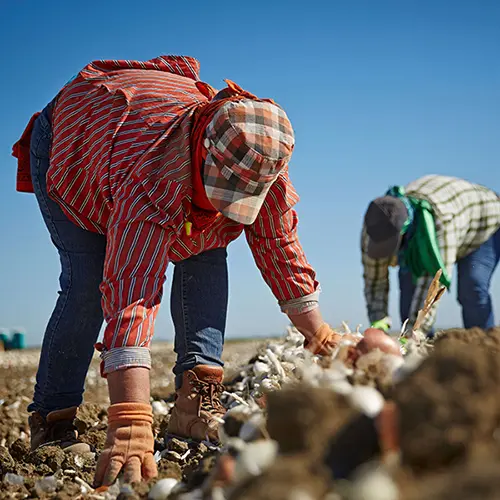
399,227,500,332
171,248,228,389
28,102,228,416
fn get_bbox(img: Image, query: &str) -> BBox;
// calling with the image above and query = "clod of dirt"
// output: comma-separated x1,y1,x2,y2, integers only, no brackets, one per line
80,428,107,450
403,460,500,500
167,438,189,454
0,446,15,475
158,415,171,440
156,459,183,481
433,327,500,353
184,453,218,489
71,404,108,454
0,476,30,500
227,454,332,500
161,451,187,464
74,403,107,433
9,438,30,461
61,451,96,471
0,404,29,448
28,445,65,473
266,386,354,458
61,452,96,486
393,341,500,472
13,462,37,479
51,482,87,500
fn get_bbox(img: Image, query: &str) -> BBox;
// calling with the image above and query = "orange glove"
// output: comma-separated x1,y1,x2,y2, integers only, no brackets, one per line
303,323,342,355
94,403,157,487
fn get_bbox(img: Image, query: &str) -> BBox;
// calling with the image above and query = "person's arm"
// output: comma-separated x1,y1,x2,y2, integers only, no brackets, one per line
288,308,324,339
360,226,391,327
244,170,337,352
107,367,150,404
98,219,172,375
94,217,174,487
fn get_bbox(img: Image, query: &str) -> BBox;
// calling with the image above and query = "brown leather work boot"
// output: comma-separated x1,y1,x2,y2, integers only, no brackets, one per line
29,406,91,454
167,365,226,443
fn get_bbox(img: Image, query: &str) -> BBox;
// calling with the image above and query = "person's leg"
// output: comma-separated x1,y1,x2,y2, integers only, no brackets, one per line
399,267,416,329
170,247,229,389
168,248,229,442
28,103,107,417
457,228,500,329
398,266,436,337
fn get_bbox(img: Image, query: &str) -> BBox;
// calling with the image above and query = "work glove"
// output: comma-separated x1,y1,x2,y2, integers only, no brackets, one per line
304,323,342,355
94,403,157,487
371,316,392,333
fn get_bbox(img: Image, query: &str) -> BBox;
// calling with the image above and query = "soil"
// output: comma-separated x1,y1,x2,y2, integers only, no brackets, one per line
402,460,500,500
392,327,500,473
3,328,500,498
266,386,355,459
0,339,266,499
227,454,333,500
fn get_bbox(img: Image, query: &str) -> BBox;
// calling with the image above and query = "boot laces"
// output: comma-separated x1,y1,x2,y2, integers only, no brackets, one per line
191,379,225,413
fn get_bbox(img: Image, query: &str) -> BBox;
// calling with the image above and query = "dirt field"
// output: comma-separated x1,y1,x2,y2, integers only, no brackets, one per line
0,339,268,499
3,328,500,499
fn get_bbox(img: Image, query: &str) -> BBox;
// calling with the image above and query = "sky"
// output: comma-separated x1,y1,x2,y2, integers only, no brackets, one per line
0,0,499,347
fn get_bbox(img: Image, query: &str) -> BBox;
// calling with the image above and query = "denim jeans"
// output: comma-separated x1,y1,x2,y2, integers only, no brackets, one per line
399,227,500,333
456,227,500,329
171,248,228,389
28,102,228,416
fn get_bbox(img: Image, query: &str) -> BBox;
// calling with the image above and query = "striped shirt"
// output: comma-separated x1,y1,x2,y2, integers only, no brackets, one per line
48,55,319,373
361,175,500,333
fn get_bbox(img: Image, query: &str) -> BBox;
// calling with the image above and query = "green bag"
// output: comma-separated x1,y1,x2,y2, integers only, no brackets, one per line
389,187,451,289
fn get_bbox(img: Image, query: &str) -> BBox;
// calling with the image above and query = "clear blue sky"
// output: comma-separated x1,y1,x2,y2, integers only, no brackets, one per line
1,0,499,346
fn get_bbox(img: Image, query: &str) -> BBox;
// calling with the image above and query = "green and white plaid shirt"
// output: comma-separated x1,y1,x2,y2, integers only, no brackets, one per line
361,175,500,333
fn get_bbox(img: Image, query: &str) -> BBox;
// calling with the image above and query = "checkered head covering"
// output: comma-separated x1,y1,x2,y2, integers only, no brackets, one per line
203,99,295,225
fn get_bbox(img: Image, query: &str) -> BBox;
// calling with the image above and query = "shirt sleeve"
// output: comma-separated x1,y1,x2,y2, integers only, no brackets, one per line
244,170,320,315
361,226,391,324
99,218,173,374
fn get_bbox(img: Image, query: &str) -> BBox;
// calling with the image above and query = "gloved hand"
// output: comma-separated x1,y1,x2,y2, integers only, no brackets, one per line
304,323,342,355
371,316,392,333
94,403,157,487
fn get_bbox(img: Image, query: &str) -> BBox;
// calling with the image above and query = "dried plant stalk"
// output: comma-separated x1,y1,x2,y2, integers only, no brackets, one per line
412,269,446,333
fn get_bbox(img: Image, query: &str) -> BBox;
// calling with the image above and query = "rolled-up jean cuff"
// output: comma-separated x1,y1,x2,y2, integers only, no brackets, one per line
102,347,152,374
279,290,321,315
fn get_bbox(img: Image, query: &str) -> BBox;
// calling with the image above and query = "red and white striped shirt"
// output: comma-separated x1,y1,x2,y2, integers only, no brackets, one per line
48,55,320,373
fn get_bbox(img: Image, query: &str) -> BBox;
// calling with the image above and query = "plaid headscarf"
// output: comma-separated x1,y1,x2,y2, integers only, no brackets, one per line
191,80,295,225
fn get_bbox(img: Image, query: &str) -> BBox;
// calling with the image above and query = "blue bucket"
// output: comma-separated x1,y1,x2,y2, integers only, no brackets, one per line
10,332,26,350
